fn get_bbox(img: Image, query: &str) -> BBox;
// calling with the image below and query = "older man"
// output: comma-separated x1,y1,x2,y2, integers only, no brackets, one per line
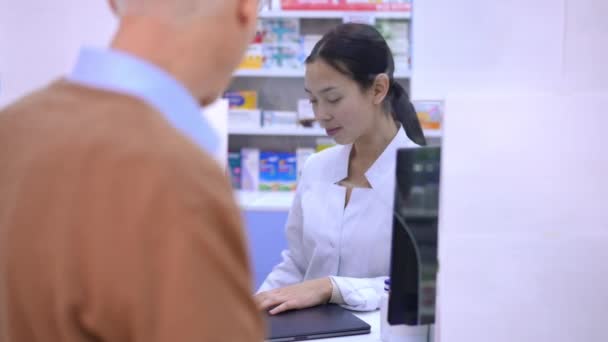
0,1,264,341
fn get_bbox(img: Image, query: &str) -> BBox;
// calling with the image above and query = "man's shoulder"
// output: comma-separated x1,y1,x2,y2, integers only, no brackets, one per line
1,80,157,142
0,80,222,185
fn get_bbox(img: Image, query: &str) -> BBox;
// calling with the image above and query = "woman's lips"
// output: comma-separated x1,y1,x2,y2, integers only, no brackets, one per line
326,127,342,136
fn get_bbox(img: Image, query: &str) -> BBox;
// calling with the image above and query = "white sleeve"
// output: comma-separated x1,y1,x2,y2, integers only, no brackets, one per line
257,184,307,293
329,276,388,311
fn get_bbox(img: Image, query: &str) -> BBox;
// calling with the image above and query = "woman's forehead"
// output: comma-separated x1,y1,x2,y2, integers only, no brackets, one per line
305,61,352,93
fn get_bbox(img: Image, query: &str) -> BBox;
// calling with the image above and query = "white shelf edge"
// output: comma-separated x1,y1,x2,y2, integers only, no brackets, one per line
229,126,326,137
233,69,411,78
230,127,442,138
233,69,305,78
259,10,411,20
236,191,294,211
424,130,442,138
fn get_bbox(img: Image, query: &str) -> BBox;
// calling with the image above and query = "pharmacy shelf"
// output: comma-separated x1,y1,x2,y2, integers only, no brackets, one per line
236,191,294,211
259,10,411,20
234,68,411,79
229,126,326,137
234,69,306,78
230,126,442,138
425,130,442,139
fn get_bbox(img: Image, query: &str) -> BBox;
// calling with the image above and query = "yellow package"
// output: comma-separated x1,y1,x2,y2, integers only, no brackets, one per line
223,91,258,110
413,100,443,131
238,44,264,69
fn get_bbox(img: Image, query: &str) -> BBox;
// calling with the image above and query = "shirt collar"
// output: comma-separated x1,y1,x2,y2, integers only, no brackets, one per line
331,126,415,189
66,47,218,154
365,125,414,189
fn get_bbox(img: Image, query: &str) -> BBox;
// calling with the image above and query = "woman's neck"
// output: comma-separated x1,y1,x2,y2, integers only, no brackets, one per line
351,115,399,168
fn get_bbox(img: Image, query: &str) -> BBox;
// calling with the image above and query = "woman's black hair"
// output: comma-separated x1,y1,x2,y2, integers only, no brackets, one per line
306,23,426,146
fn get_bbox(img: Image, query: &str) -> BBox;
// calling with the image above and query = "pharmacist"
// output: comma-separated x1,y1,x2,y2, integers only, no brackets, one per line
255,23,426,314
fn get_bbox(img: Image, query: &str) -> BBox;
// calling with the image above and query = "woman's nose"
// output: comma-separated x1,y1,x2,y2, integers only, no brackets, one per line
313,106,332,122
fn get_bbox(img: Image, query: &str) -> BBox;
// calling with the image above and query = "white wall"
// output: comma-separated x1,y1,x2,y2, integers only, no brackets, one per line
0,0,116,107
411,0,608,341
411,0,608,99
561,0,608,92
439,92,608,342
0,0,229,162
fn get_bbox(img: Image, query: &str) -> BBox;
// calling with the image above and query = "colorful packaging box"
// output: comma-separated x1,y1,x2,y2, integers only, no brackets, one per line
262,110,299,127
241,148,260,191
223,91,258,110
238,43,264,69
263,43,302,69
259,152,298,192
228,109,262,129
277,152,298,191
259,152,280,191
376,19,411,70
413,100,443,131
261,18,300,44
227,152,242,189
260,18,302,69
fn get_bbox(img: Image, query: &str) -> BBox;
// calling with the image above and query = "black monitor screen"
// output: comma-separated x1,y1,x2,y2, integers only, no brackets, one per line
388,147,441,326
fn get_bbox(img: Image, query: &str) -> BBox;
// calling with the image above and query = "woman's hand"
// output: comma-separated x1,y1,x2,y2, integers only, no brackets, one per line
254,278,333,315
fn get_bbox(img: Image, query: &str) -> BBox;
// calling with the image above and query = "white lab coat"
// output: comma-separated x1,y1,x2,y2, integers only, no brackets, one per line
259,127,417,311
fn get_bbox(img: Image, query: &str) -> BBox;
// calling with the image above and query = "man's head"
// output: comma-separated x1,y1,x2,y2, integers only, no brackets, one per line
108,0,259,105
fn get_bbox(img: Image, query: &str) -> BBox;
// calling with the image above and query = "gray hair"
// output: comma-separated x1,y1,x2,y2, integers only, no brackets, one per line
112,0,227,18
113,0,127,14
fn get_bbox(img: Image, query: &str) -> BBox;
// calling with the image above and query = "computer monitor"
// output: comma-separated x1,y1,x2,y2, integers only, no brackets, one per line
388,147,441,326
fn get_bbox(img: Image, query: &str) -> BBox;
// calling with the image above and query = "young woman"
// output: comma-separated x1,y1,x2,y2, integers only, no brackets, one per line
255,23,426,315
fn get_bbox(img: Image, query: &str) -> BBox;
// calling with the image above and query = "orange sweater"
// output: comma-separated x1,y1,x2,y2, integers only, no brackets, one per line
0,81,263,342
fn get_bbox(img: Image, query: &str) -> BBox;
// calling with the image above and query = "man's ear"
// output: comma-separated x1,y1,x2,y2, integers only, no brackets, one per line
236,0,258,26
107,0,119,15
372,73,390,105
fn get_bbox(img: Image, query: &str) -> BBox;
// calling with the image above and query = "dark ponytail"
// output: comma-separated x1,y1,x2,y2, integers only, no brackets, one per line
306,23,427,146
389,82,427,146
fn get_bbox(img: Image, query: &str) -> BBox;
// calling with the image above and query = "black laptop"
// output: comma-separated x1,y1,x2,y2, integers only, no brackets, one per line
266,304,371,342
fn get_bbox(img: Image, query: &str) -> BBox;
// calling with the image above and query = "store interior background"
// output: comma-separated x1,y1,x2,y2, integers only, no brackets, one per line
2,1,607,106
1,0,607,341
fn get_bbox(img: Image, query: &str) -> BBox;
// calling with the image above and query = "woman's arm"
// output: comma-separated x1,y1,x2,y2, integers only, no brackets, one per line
329,276,388,311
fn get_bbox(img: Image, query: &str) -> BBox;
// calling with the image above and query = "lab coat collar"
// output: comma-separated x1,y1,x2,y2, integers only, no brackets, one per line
331,144,350,184
331,126,412,189
365,125,411,189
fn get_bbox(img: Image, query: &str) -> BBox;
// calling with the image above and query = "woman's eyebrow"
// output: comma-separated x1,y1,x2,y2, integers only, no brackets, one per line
304,86,337,94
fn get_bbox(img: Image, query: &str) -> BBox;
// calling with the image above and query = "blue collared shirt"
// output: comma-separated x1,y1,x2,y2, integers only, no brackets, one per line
67,48,218,155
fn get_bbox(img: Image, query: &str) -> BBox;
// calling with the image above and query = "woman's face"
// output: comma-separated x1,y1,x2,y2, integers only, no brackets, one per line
305,59,377,145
